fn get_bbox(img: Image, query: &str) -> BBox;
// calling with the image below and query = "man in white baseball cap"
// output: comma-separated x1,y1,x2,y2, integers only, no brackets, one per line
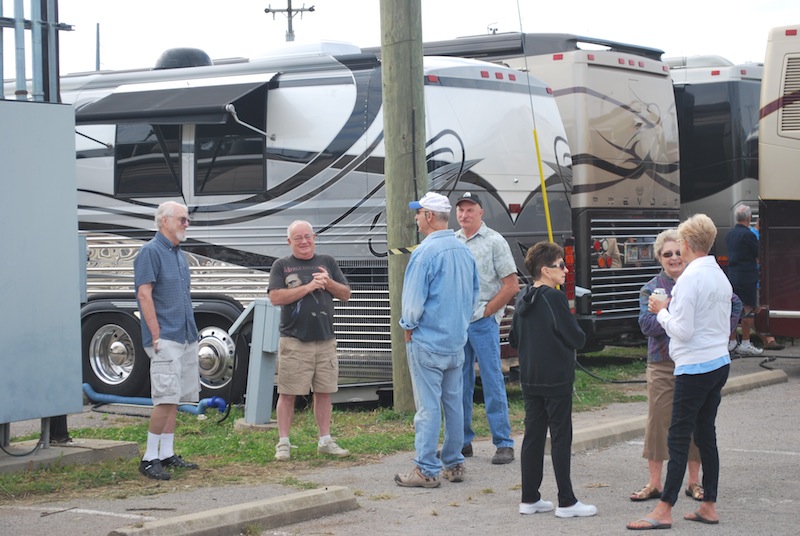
396,191,479,488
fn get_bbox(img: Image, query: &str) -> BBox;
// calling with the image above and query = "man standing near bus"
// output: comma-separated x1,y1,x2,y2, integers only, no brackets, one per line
455,192,518,465
725,204,763,356
134,201,200,480
268,220,352,461
396,192,479,487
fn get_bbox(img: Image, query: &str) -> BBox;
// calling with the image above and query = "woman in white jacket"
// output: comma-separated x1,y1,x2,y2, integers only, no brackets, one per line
627,214,731,530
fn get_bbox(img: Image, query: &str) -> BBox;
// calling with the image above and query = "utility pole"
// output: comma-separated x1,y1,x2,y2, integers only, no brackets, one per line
264,0,315,42
380,0,426,413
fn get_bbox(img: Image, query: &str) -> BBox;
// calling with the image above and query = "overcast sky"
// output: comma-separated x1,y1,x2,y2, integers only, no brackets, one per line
3,0,799,78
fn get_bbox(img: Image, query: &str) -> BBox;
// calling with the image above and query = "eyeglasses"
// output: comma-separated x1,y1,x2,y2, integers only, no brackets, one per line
290,234,314,242
546,261,567,270
169,215,191,225
661,250,681,258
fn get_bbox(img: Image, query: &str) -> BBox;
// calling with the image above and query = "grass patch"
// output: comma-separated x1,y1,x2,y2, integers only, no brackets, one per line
1,349,645,503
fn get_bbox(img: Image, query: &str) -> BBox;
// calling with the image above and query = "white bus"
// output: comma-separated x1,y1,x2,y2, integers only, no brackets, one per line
6,44,573,402
755,24,800,338
407,33,681,350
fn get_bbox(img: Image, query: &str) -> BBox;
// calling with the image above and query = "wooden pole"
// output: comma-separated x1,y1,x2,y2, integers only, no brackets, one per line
380,0,426,413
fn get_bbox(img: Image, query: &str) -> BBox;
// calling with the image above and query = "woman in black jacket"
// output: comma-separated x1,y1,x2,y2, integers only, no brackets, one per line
510,241,596,518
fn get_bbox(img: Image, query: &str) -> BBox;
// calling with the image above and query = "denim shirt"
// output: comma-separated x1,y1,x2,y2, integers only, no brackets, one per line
400,229,479,354
134,232,198,347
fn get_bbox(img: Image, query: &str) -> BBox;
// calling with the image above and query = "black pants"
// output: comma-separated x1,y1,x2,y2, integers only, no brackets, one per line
520,393,577,507
662,364,729,505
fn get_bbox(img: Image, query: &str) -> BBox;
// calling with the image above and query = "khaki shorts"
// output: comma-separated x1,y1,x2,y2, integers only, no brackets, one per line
145,340,200,405
277,337,339,395
643,360,700,462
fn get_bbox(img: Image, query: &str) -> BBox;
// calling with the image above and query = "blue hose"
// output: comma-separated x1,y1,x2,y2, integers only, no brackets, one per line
82,383,227,414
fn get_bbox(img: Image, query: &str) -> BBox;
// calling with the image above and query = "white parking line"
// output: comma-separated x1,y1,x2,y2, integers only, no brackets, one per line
0,505,157,521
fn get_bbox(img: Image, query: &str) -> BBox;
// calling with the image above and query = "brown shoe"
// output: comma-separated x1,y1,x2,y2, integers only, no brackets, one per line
441,463,466,483
394,466,441,488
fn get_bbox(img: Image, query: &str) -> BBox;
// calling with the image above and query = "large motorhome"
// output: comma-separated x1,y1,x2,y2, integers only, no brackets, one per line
37,44,572,401
405,33,681,349
667,55,763,260
755,24,800,338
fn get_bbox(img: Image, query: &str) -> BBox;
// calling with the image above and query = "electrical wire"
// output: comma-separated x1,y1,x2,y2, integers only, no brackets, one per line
0,439,43,457
576,358,646,384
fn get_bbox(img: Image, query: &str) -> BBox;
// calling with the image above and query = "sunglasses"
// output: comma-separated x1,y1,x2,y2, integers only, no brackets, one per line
547,261,567,270
661,250,681,258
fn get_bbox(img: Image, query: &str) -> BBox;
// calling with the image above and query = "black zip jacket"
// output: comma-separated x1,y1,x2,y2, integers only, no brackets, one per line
509,285,587,397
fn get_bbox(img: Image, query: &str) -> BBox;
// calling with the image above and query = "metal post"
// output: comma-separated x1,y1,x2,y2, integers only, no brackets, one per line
243,298,281,425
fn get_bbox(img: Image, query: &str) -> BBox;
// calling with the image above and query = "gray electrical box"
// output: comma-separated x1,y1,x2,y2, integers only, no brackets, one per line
0,100,84,424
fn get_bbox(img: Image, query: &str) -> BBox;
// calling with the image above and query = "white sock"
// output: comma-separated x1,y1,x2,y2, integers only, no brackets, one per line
159,433,175,460
278,437,290,445
143,432,160,461
319,434,331,446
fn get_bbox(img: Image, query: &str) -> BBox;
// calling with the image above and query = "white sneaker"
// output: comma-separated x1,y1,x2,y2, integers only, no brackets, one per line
275,441,291,461
735,340,763,356
555,501,597,518
519,499,554,514
317,438,350,457
728,339,739,353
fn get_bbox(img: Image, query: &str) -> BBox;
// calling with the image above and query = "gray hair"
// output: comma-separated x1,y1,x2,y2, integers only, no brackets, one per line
287,220,315,238
154,201,185,229
429,210,450,224
654,229,680,257
734,203,752,223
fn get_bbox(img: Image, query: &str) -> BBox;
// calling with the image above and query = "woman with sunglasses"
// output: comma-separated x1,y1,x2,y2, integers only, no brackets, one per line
631,230,704,503
627,214,738,530
510,241,597,518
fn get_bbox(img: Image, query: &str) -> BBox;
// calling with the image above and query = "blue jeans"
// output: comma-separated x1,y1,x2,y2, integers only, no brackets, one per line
662,364,729,505
406,341,465,477
462,316,513,448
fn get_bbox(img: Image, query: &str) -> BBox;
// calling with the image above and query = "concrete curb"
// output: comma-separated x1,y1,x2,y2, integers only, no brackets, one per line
108,485,358,536
568,368,788,454
0,439,139,474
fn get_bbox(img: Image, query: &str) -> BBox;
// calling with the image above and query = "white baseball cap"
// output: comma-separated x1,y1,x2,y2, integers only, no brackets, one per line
409,192,452,212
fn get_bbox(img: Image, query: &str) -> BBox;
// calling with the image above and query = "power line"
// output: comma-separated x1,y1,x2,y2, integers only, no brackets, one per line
264,1,315,42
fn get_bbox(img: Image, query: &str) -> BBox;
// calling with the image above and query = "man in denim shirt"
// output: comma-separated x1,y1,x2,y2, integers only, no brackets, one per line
134,201,200,480
395,192,479,488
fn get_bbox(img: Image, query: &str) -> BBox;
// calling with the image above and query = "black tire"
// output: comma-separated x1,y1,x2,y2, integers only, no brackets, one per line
81,313,150,398
196,315,251,404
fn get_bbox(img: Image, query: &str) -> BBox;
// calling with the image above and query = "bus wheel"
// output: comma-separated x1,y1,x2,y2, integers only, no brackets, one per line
196,317,250,404
82,314,150,397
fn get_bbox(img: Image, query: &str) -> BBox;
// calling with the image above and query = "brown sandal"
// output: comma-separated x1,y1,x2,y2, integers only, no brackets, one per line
685,482,704,501
630,484,661,501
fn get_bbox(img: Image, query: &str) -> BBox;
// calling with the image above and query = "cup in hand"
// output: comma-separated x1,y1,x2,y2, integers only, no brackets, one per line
651,288,668,302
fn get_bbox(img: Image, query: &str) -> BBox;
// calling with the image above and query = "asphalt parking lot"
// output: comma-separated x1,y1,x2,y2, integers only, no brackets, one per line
2,350,798,536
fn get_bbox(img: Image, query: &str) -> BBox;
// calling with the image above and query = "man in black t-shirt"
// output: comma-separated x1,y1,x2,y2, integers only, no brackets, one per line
267,220,351,460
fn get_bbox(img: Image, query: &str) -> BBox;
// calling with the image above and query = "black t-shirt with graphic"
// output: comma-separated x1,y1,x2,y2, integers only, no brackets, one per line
268,254,348,342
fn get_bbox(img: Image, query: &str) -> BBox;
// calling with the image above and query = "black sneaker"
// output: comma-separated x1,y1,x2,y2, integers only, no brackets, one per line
462,443,473,457
139,459,171,480
160,455,199,470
